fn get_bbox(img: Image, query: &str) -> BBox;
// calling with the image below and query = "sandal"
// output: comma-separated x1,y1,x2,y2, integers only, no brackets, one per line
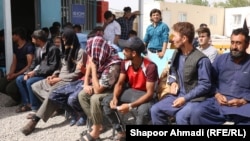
77,133,101,141
113,132,126,141
16,105,31,113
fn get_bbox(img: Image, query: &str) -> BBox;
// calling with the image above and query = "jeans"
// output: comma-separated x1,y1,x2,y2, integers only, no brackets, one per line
16,75,44,110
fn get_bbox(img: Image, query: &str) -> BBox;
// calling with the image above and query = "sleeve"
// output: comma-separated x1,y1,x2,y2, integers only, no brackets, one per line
114,21,121,35
146,63,158,82
143,26,150,44
59,49,85,81
162,23,170,43
34,47,61,76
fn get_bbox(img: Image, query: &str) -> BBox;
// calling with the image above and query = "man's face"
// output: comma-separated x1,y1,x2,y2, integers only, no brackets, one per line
123,48,134,60
150,12,161,23
230,34,248,59
198,32,210,46
105,16,114,24
32,38,40,47
172,31,184,49
124,11,131,18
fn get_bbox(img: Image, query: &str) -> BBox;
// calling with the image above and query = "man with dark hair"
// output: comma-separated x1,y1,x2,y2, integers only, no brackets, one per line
191,28,250,125
116,6,140,40
102,37,158,140
196,27,218,63
103,10,121,45
73,24,87,49
0,27,35,107
16,29,61,113
192,23,209,48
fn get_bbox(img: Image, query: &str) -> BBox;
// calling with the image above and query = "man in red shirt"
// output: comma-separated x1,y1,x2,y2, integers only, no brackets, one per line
102,37,158,140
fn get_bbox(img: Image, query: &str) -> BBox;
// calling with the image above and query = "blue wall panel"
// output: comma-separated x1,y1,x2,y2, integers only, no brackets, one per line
41,0,61,28
0,0,3,29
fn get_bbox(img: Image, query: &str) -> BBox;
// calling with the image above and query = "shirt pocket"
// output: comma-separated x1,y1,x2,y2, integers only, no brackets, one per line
237,71,250,88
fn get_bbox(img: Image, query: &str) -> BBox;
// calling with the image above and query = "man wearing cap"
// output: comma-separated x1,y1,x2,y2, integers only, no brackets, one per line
102,36,158,140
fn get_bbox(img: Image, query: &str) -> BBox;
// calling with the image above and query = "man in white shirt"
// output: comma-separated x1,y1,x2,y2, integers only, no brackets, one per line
103,10,121,46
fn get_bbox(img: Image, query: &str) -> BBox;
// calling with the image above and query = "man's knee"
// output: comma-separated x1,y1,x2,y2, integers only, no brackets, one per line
102,94,112,106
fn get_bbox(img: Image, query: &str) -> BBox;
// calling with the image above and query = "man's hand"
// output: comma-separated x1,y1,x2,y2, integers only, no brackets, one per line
172,97,185,108
110,98,118,109
6,73,16,80
157,51,165,58
227,98,247,107
26,71,35,78
84,85,94,95
170,82,178,95
215,93,228,106
117,103,130,114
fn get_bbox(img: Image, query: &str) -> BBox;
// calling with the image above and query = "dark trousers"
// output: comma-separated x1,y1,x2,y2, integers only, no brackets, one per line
0,76,20,102
102,88,154,132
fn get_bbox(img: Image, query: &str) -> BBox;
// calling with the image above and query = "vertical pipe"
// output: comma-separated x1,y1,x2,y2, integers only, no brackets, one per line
3,0,12,73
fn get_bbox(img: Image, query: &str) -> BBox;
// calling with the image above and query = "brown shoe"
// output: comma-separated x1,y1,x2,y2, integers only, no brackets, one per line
26,113,36,119
21,120,37,135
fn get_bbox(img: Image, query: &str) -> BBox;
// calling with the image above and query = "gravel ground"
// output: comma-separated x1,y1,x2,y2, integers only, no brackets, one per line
0,93,115,141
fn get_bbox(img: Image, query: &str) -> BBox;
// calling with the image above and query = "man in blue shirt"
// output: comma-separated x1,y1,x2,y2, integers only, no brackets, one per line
191,28,250,125
150,22,213,125
143,8,169,59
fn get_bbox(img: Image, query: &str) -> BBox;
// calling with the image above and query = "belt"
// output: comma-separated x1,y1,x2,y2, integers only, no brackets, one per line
148,48,162,53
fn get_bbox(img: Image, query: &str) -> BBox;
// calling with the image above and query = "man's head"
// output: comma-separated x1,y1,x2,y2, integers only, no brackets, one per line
128,30,137,38
197,27,211,47
172,22,195,48
73,24,82,33
199,23,208,28
118,37,145,59
104,10,114,24
87,26,104,39
150,8,162,22
12,27,27,43
123,6,132,18
31,29,47,47
230,28,249,59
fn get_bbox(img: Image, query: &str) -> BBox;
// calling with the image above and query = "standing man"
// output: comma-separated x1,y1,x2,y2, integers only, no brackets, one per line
144,8,169,59
150,22,213,125
116,6,140,40
102,37,158,140
196,27,218,63
0,27,34,107
103,10,121,46
191,28,250,125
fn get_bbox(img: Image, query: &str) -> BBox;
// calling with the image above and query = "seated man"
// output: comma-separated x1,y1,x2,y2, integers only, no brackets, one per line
196,27,218,63
77,26,121,141
191,28,250,125
20,27,86,135
150,22,213,125
16,29,61,112
102,37,158,140
0,27,34,107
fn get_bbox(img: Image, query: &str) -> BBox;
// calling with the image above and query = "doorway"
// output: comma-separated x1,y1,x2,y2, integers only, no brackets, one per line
11,0,35,37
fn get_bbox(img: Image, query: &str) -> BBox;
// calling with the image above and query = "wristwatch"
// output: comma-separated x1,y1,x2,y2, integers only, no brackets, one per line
128,103,133,111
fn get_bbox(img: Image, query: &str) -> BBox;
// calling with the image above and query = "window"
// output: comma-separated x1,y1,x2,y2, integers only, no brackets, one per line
178,12,187,22
210,15,217,25
233,14,242,25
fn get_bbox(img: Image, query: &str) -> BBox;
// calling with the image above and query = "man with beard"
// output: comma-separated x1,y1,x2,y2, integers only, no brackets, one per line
190,28,250,125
